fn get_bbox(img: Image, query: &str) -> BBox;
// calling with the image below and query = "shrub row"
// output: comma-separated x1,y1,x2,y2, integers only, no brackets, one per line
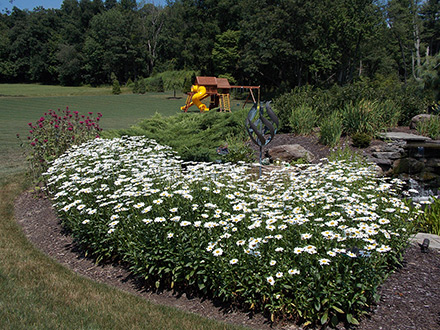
273,76,431,146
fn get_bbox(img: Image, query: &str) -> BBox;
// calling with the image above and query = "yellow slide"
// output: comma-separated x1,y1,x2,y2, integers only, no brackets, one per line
180,85,210,112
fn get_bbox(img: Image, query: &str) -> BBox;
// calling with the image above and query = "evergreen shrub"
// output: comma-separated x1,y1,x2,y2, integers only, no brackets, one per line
351,132,372,148
111,109,250,163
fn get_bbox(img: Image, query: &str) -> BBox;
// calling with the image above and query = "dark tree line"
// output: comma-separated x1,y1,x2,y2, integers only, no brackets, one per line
1,0,440,92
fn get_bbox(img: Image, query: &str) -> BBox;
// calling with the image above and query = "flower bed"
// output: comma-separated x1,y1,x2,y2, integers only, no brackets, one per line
44,136,417,327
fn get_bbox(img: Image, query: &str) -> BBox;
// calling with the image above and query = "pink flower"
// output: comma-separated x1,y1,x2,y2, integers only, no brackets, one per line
30,142,35,146
39,117,45,122
68,127,73,131
28,123,32,126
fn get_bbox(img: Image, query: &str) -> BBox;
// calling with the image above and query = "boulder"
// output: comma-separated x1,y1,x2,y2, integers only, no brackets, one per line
267,144,315,163
409,114,434,129
372,151,402,160
393,157,425,175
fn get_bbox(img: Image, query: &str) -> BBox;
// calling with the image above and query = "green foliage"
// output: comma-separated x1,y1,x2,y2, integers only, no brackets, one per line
415,197,440,235
45,137,416,327
289,104,318,135
273,77,428,134
221,135,255,164
319,113,343,147
132,79,139,93
351,132,372,148
138,78,147,94
145,76,164,92
115,109,249,162
112,79,121,95
328,146,367,165
342,100,376,136
18,108,102,181
273,86,321,132
416,114,440,139
212,30,240,77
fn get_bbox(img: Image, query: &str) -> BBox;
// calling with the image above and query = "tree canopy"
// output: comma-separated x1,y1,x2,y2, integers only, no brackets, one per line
1,0,439,95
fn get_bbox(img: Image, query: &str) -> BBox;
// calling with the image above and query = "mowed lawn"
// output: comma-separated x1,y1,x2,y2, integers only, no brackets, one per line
0,84,248,330
0,86,185,179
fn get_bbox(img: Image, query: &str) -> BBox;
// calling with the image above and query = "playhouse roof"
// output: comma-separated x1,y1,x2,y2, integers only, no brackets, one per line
195,76,231,89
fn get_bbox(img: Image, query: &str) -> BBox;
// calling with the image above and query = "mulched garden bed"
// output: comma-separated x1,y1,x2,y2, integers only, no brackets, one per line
14,129,440,330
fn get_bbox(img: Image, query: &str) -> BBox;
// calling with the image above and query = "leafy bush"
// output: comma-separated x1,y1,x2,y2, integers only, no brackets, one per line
273,76,429,132
273,85,322,132
138,78,146,94
351,132,372,148
145,76,164,92
289,104,318,135
319,112,342,147
19,108,102,181
416,115,440,139
132,79,139,93
221,135,255,164
126,78,134,87
45,136,416,327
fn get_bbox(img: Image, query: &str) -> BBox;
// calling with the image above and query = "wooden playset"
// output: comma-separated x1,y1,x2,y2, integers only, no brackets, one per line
180,76,260,112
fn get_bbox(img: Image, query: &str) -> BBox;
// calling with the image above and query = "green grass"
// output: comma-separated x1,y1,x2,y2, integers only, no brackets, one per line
0,84,250,329
0,84,247,180
0,88,184,181
0,83,129,97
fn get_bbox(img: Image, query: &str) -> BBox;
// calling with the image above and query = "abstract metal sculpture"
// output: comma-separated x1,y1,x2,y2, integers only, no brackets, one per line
245,102,279,177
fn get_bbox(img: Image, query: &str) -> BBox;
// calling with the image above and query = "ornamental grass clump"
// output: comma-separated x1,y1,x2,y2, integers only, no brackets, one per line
44,136,420,327
20,107,102,180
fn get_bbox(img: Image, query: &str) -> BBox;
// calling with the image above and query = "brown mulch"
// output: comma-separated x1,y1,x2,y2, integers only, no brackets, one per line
13,129,440,330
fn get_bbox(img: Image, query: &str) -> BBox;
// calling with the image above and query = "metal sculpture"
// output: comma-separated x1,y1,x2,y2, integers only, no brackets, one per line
245,102,279,177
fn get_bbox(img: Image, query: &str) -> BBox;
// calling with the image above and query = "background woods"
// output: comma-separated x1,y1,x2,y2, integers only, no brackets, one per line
1,0,440,98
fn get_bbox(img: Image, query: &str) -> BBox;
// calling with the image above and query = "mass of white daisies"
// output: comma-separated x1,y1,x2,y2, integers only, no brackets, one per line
43,136,420,325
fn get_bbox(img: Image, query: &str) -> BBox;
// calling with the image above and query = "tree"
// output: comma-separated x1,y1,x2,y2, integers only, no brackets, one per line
83,8,138,84
112,72,121,94
212,30,240,78
57,44,83,85
386,0,424,82
420,0,440,56
137,2,165,76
